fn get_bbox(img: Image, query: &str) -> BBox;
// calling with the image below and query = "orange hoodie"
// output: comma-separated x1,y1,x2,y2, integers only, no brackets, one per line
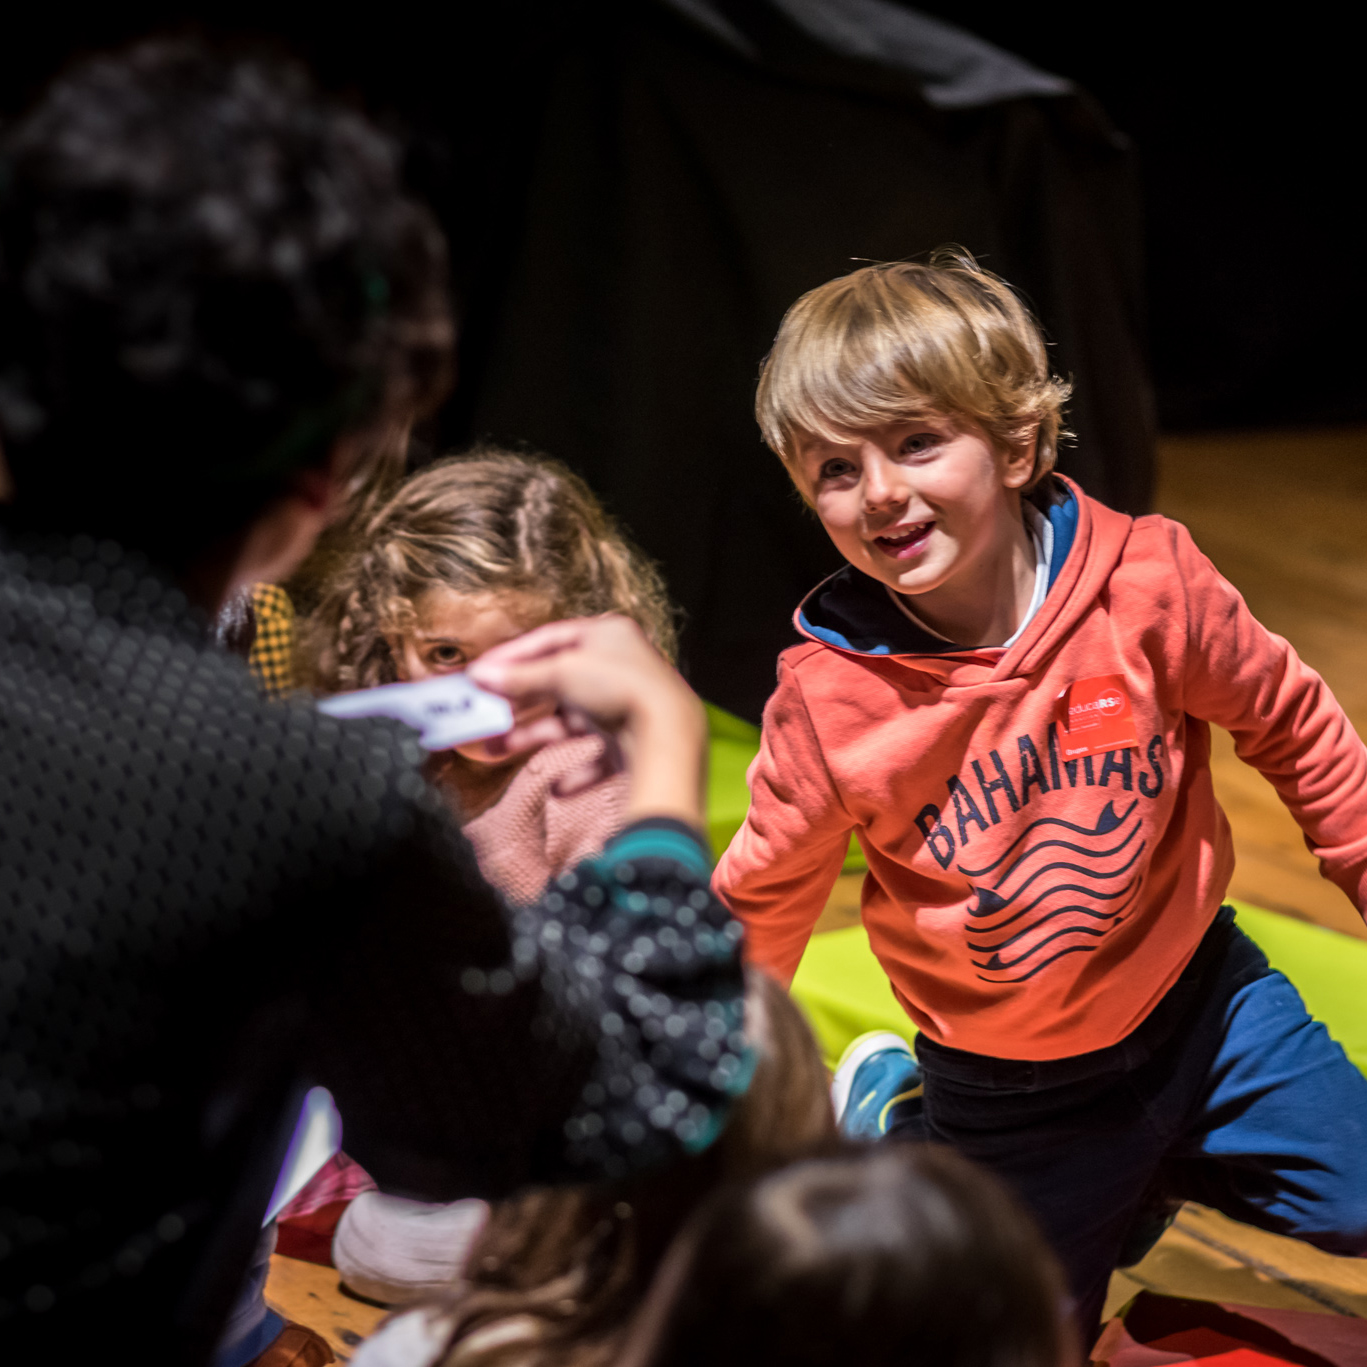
714,478,1367,1060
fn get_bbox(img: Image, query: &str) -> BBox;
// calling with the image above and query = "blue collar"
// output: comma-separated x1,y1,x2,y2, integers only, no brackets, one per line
796,479,1079,657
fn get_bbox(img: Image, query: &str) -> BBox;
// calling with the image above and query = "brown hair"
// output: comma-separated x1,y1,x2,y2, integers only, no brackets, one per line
430,972,838,1367
626,1145,1072,1367
296,446,677,693
756,250,1072,493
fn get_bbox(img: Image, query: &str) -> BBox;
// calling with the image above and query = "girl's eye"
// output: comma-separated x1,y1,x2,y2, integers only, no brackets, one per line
427,645,465,668
819,458,856,481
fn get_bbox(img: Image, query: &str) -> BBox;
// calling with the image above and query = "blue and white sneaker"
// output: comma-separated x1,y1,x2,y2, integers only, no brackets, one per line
831,1031,924,1141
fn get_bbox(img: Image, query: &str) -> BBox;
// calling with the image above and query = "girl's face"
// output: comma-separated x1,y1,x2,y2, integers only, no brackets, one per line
393,586,553,764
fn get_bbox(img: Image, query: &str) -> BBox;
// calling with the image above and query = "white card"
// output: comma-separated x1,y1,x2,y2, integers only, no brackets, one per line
263,1086,342,1225
317,673,515,751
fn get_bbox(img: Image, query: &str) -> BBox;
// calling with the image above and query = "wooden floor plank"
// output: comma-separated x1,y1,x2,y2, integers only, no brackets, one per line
1104,1204,1367,1321
264,1255,388,1364
1158,427,1367,939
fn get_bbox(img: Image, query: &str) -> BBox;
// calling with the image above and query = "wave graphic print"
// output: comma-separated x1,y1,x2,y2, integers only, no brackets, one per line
957,799,1143,983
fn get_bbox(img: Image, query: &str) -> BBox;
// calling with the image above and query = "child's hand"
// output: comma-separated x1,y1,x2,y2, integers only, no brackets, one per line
468,615,706,829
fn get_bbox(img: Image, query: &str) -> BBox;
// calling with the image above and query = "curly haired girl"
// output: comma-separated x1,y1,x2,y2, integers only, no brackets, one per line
290,449,682,1305
299,445,676,905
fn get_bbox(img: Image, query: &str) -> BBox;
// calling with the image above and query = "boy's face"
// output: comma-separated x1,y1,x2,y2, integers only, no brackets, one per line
794,415,1036,602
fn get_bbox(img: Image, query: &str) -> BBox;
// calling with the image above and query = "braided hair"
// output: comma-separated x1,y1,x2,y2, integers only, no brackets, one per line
298,446,678,694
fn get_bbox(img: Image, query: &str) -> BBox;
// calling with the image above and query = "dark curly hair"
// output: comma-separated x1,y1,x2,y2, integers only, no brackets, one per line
0,38,453,565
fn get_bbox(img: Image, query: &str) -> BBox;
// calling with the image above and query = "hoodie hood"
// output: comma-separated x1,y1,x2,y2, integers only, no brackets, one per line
794,476,1133,685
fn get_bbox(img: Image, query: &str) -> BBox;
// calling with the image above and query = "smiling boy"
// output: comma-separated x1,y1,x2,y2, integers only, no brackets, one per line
713,254,1367,1339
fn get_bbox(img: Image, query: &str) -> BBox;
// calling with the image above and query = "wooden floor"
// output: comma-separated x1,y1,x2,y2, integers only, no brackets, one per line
1159,425,1367,940
1104,1202,1367,1321
266,1254,387,1363
268,427,1367,1354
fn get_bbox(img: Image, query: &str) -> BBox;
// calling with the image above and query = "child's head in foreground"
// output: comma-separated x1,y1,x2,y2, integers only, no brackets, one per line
299,446,674,762
625,1144,1073,1367
757,252,1072,626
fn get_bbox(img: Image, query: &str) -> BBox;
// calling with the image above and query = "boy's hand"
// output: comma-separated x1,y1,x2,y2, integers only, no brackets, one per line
468,615,707,829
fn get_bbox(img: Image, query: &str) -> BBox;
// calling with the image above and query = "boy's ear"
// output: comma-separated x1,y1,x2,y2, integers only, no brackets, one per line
1001,428,1039,490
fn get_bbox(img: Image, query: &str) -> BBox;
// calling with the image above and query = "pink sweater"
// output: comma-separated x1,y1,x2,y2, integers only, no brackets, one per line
461,735,628,904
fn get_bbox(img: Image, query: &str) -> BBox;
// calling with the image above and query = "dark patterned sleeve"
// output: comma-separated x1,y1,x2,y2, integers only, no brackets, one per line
306,763,748,1199
516,819,751,1179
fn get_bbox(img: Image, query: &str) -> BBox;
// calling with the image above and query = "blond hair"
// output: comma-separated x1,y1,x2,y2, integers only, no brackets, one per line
755,250,1072,490
298,446,677,693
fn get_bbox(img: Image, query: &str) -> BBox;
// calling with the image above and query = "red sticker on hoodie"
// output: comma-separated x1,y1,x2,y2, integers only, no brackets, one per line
1058,674,1139,758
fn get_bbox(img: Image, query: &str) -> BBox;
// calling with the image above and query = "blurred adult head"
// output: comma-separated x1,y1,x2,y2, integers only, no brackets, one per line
0,38,452,594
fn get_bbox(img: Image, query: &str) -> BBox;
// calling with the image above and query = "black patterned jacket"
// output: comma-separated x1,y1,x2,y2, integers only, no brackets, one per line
0,525,745,1362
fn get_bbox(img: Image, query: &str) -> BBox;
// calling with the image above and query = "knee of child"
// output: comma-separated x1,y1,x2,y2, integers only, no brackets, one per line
626,1144,1075,1367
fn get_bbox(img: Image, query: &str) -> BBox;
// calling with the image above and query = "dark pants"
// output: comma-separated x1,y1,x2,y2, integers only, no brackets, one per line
906,908,1367,1344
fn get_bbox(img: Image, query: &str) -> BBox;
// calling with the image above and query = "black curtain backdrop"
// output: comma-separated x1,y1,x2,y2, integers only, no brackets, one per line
908,2,1367,434
451,6,1153,717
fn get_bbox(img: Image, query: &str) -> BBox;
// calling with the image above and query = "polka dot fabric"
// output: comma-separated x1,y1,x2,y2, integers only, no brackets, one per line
0,527,744,1362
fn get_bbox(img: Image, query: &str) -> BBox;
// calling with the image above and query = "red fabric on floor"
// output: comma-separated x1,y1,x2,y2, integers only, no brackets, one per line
275,1153,377,1266
1091,1293,1359,1367
275,1199,352,1265
1195,1354,1313,1367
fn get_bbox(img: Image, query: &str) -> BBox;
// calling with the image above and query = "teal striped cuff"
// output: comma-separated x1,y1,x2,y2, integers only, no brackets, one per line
599,825,713,883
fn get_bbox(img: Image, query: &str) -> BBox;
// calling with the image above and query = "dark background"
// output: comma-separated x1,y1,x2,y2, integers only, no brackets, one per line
909,3,1367,433
4,3,1362,717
